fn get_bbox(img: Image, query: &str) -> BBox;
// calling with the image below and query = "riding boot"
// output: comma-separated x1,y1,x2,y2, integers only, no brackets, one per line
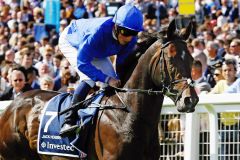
59,81,92,137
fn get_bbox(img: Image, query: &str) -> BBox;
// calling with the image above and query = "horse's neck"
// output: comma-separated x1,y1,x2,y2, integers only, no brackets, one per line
118,50,163,144
124,41,159,93
125,59,151,91
123,43,163,117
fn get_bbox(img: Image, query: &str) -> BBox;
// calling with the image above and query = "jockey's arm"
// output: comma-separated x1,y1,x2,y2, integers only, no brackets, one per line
77,48,109,84
77,33,111,83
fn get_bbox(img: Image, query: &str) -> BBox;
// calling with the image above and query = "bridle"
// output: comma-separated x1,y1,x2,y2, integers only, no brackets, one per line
111,39,195,104
154,39,195,103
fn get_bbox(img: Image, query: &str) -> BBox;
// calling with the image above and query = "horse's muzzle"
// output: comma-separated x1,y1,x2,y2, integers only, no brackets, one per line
176,96,199,113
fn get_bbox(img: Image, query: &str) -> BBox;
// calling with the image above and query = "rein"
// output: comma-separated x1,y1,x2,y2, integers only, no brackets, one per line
111,77,194,96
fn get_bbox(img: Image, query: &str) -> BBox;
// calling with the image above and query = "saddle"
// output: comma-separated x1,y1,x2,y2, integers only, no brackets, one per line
38,91,104,158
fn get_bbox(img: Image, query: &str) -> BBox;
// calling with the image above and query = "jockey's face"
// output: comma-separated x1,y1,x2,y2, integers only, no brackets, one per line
118,34,133,45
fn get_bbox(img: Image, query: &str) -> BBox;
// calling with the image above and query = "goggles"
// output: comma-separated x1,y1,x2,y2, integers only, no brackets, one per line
117,26,138,36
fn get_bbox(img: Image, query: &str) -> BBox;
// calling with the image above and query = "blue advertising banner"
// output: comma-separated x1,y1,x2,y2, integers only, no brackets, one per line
44,0,60,32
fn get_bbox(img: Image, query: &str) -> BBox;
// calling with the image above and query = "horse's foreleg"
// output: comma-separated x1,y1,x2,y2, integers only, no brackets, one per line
148,127,160,160
93,111,121,160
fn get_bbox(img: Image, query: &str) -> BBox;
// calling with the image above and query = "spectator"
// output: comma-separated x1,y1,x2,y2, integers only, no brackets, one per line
229,39,240,57
18,21,28,37
225,77,240,93
0,49,15,68
222,40,232,59
19,47,38,72
39,37,50,54
195,0,205,24
0,66,32,100
0,35,9,55
33,41,42,63
15,37,27,52
191,60,211,94
203,30,215,42
27,67,40,89
33,7,44,23
38,62,54,78
213,67,224,83
191,38,207,73
53,53,64,78
94,3,107,18
228,0,239,22
53,58,72,91
0,66,9,94
215,38,225,57
216,10,228,27
59,19,68,33
229,39,240,77
61,1,74,19
220,0,231,17
210,58,237,93
72,0,88,19
39,75,54,91
19,6,34,22
8,21,18,47
187,43,194,54
35,45,54,69
204,41,223,87
0,65,11,85
57,69,76,92
85,0,96,18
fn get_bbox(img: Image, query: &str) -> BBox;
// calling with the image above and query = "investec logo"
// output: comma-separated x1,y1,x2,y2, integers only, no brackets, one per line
41,142,75,151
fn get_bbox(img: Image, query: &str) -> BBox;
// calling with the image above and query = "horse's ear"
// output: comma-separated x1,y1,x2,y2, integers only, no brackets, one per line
179,21,192,40
167,19,176,39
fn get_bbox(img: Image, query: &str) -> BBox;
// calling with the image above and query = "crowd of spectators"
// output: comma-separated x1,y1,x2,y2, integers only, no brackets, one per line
0,0,240,158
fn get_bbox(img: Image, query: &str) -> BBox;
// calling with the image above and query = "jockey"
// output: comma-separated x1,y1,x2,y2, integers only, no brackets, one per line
58,4,144,137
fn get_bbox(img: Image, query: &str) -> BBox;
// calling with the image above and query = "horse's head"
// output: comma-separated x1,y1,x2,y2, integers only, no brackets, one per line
149,19,199,113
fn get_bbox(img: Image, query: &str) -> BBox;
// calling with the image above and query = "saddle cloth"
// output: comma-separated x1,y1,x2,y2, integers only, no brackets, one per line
37,92,103,158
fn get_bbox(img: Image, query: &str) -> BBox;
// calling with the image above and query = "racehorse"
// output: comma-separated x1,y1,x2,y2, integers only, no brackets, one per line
0,19,199,160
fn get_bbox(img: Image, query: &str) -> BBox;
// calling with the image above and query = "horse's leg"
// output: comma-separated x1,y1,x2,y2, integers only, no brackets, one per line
92,110,122,160
147,126,160,160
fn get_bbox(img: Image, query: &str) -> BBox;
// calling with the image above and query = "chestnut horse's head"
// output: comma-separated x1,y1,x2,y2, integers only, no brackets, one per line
149,19,199,113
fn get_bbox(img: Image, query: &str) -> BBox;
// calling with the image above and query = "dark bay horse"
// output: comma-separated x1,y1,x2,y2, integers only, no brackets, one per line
0,20,199,160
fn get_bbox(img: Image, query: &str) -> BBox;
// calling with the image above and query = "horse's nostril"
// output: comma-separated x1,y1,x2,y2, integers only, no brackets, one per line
184,97,191,105
184,97,196,113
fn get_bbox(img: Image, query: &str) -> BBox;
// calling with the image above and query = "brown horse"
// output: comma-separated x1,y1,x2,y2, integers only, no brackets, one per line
0,20,199,160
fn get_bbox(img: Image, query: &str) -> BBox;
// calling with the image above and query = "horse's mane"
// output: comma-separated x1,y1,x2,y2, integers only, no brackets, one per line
117,31,165,85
